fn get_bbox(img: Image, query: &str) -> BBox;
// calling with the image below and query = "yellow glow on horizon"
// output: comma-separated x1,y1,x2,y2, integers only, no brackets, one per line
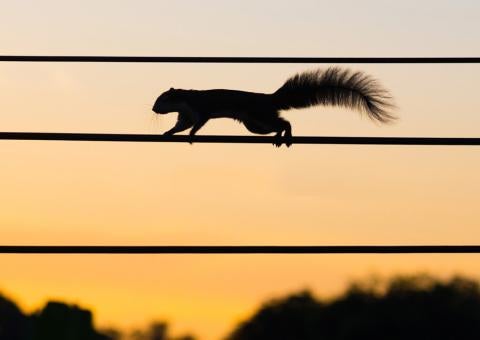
4,254,480,339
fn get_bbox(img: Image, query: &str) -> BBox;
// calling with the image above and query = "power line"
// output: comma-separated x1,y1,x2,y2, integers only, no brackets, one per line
1,245,480,254
1,56,480,63
0,132,479,145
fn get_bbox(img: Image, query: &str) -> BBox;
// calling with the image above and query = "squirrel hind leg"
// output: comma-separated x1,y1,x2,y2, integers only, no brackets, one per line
242,119,276,135
243,116,292,147
267,116,292,147
278,118,292,147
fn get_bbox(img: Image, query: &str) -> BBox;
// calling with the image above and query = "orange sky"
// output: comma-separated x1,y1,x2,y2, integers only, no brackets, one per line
1,1,480,339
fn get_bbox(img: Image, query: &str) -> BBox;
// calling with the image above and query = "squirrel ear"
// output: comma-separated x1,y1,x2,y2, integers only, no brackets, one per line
169,87,174,91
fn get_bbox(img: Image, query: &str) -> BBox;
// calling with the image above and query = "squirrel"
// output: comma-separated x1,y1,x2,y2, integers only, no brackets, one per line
152,67,395,147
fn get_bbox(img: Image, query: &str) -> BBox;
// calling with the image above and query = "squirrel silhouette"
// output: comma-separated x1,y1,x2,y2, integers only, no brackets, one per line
152,67,395,147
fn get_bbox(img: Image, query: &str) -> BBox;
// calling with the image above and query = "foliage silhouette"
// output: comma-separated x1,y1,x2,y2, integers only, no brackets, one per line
0,298,111,340
2,275,480,340
226,275,480,340
31,301,110,340
0,295,195,340
129,321,195,340
0,294,31,340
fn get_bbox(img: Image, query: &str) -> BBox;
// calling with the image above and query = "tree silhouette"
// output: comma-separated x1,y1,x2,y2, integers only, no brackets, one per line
226,275,480,340
130,321,196,340
2,274,480,340
0,294,31,340
0,298,112,340
31,301,111,340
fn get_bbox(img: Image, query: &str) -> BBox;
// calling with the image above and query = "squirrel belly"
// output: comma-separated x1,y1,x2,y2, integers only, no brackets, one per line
152,67,395,147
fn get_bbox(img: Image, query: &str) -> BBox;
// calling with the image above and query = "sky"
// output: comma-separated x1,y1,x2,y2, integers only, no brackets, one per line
1,1,480,339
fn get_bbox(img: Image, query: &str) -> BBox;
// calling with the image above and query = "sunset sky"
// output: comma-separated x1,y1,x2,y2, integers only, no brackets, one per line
1,1,480,339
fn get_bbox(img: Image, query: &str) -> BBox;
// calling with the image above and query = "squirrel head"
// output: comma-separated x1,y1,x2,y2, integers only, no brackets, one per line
152,88,185,114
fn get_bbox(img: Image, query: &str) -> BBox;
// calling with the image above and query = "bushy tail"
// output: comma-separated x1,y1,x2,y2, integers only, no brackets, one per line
272,67,396,123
